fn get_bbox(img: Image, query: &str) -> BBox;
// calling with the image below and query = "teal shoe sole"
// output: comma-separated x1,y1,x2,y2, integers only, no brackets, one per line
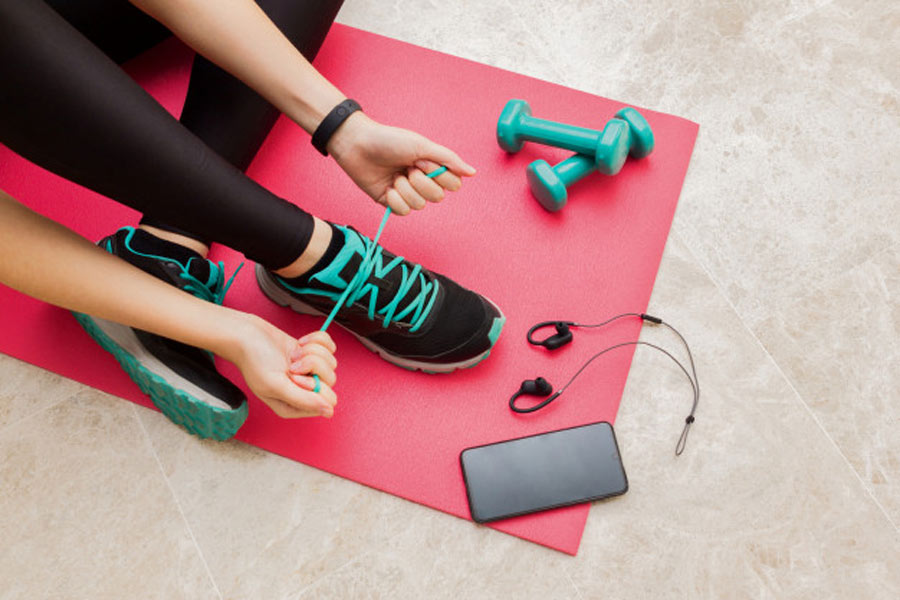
72,311,248,441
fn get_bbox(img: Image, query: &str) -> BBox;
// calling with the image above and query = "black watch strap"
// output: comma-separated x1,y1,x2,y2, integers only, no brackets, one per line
311,99,362,156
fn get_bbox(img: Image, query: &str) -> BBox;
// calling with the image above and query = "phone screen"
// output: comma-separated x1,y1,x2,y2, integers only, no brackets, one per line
460,421,627,523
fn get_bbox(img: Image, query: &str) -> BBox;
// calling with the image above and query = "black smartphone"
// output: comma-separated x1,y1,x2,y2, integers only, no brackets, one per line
460,421,628,523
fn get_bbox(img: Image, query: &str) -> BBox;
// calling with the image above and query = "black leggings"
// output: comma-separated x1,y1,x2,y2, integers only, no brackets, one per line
0,0,343,269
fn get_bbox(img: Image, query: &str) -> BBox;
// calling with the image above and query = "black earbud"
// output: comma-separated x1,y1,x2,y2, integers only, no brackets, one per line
516,312,700,455
519,376,553,396
527,321,574,350
509,377,560,413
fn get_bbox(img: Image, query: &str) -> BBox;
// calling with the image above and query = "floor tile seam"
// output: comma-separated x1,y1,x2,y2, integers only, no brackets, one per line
130,403,225,600
286,507,425,599
0,384,84,438
562,562,587,600
674,216,897,345
288,547,380,600
671,229,900,536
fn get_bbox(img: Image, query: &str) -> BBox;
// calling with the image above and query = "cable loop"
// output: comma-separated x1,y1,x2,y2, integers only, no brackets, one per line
509,390,561,413
517,313,700,455
526,321,574,349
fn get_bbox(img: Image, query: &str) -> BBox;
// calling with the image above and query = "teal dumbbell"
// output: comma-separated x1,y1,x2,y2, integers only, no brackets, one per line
526,154,596,212
614,107,654,160
526,154,597,212
497,100,655,175
524,109,655,212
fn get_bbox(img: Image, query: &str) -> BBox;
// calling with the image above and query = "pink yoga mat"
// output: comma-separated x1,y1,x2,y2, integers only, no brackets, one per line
0,25,697,554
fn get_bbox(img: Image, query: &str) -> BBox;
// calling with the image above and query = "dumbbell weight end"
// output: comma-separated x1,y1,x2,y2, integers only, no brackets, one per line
614,107,655,159
594,119,631,176
526,153,596,212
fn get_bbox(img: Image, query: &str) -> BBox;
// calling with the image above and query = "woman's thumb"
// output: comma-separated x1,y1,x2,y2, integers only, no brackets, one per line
421,140,476,177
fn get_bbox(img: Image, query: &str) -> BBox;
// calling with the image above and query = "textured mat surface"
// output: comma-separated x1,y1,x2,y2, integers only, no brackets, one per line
0,24,697,554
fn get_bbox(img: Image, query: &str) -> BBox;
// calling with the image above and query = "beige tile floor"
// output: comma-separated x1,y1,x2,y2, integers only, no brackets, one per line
2,1,898,598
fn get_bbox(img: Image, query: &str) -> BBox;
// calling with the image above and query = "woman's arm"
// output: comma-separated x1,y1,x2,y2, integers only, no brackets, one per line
0,190,337,418
133,0,341,134
130,0,476,215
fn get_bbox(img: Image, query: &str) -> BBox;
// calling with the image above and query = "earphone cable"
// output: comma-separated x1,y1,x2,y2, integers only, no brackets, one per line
570,312,643,330
556,315,700,455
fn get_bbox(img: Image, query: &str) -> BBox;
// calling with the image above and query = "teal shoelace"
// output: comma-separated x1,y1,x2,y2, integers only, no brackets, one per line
311,165,447,392
311,207,392,393
120,227,242,306
318,213,439,333
179,258,243,306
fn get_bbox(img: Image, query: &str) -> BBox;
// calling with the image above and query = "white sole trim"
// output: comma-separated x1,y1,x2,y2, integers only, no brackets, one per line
90,316,233,410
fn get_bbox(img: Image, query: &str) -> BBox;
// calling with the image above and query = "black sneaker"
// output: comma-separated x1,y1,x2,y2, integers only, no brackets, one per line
72,227,247,440
255,224,505,373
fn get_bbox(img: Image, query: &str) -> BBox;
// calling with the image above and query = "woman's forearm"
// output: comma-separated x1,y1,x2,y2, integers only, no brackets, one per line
131,0,346,133
0,191,251,364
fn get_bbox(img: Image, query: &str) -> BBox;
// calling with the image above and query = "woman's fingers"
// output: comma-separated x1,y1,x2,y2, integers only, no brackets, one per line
290,341,337,370
382,188,410,215
288,353,336,388
416,140,476,178
289,375,337,409
301,342,337,370
271,376,337,418
414,159,462,192
407,166,445,202
393,175,427,211
313,379,337,411
265,397,319,419
297,331,336,354
378,134,476,215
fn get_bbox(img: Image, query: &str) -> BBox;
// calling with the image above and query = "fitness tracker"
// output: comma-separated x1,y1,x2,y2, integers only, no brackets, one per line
311,99,362,156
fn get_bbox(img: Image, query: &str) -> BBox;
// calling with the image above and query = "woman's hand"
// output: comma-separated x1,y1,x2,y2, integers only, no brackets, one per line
0,191,340,420
131,1,474,215
328,113,477,215
229,316,338,419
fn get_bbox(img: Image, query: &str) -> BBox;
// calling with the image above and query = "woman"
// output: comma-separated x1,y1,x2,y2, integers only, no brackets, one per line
0,0,504,439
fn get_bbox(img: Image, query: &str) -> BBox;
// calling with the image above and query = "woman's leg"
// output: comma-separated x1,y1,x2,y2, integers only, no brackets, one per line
1,1,503,380
141,0,344,243
0,0,312,270
42,0,343,261
177,0,344,172
44,0,172,64
153,0,343,263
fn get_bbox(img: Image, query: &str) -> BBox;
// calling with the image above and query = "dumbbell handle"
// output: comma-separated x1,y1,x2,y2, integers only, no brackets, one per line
554,154,596,186
517,115,601,156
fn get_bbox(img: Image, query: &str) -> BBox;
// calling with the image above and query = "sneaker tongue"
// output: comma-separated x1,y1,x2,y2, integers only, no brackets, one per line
310,227,427,325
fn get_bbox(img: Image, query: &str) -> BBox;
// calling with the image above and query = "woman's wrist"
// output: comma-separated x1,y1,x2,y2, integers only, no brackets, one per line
326,111,372,161
203,307,262,366
285,83,346,134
